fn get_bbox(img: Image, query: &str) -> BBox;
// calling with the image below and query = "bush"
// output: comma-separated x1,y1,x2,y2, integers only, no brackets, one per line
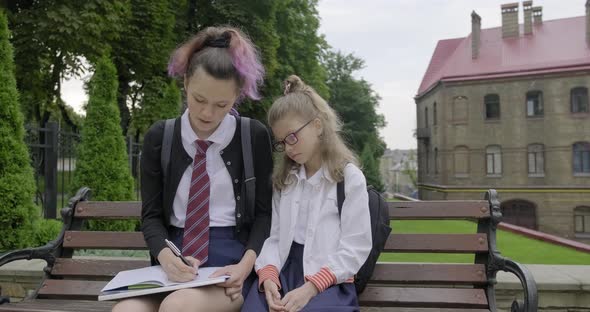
32,219,63,247
0,10,39,250
71,56,136,232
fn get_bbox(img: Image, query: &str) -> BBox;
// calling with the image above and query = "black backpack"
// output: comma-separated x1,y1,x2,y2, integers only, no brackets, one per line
336,180,392,294
160,117,256,212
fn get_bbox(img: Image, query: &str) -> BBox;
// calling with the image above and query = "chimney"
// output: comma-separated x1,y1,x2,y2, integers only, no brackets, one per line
586,0,590,45
501,3,519,38
533,6,543,25
523,1,533,35
471,11,481,59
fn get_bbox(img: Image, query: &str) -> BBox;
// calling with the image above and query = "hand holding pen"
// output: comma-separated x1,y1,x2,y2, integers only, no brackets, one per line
157,239,201,282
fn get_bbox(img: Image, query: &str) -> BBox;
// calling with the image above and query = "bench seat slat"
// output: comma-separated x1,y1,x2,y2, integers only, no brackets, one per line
37,280,107,300
0,299,115,312
386,234,488,253
74,201,141,219
358,286,489,308
389,201,490,220
52,258,150,278
63,231,147,249
370,263,487,285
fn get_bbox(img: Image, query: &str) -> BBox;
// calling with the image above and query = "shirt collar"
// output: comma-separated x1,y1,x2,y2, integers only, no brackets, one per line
289,164,335,186
181,110,234,148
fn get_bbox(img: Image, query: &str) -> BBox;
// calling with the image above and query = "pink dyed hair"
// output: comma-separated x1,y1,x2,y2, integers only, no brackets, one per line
167,27,265,101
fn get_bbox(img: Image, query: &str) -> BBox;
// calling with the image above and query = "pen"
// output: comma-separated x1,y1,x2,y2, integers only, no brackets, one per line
164,239,192,267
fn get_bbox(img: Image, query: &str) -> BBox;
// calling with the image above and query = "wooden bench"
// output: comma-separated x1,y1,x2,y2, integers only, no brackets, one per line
0,187,537,311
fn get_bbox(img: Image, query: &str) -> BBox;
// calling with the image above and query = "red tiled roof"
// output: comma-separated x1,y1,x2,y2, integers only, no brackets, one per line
417,16,590,98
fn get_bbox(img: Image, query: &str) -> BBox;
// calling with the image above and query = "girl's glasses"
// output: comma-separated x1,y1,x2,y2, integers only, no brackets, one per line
272,118,315,152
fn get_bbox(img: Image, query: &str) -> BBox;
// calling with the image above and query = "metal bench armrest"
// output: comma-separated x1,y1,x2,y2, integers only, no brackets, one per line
484,189,538,312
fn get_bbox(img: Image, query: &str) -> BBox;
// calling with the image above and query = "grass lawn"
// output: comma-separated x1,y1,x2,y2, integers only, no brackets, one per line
379,220,590,264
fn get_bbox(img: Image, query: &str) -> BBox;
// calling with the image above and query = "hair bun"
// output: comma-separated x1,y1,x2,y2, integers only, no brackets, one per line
205,31,231,48
283,75,306,94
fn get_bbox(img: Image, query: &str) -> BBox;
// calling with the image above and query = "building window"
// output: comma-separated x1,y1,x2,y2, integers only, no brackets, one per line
434,147,439,174
571,87,589,113
433,102,437,125
425,107,429,128
574,206,590,234
486,145,502,175
484,94,500,119
528,144,544,175
453,96,468,123
573,142,590,174
526,91,544,117
454,146,469,177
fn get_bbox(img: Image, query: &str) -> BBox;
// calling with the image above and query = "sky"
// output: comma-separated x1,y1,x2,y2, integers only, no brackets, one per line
61,0,588,150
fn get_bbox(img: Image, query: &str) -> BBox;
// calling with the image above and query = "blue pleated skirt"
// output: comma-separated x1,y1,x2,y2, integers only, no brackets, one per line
241,242,359,312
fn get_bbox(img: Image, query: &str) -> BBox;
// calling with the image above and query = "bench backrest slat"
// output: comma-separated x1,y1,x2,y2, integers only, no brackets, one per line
63,231,147,249
385,234,488,253
74,201,142,219
389,201,490,220
370,263,487,285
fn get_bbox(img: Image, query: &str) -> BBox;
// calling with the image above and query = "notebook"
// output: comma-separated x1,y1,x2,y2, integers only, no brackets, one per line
98,265,228,301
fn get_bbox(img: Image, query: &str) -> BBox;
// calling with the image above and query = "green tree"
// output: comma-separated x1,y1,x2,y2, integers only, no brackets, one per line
111,0,179,135
360,143,384,191
0,10,60,250
72,56,135,231
324,51,386,191
5,0,130,128
131,76,181,139
274,0,329,99
0,9,37,249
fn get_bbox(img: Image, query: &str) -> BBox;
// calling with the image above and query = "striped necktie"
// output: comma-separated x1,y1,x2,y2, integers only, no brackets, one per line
182,139,211,264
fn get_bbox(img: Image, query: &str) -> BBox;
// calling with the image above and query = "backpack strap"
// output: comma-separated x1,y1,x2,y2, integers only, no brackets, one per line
337,180,345,216
161,118,175,182
241,117,256,213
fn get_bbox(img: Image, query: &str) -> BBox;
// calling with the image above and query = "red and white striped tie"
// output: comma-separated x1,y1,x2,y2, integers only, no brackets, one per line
182,139,211,264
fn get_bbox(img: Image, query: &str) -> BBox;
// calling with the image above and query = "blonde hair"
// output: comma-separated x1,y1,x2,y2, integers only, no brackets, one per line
268,75,359,190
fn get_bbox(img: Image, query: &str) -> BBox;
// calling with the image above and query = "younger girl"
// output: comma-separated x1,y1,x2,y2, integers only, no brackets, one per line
242,75,372,312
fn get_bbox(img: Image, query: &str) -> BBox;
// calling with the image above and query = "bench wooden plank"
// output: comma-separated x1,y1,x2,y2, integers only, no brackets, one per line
389,201,490,220
369,263,487,285
37,280,107,300
358,286,489,308
52,258,150,278
0,299,114,312
385,234,488,253
63,232,147,249
74,201,141,219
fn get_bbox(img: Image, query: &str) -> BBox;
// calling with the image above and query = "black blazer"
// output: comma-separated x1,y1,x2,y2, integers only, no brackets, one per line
140,116,273,260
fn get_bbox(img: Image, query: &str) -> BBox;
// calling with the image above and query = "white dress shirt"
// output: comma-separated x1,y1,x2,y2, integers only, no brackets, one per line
170,110,237,227
255,163,372,284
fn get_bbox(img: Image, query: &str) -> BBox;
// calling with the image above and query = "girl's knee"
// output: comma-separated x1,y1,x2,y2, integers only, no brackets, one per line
159,289,205,312
159,288,242,312
111,296,160,312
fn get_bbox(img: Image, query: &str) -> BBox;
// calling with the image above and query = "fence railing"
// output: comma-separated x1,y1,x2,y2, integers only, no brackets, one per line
25,122,141,219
